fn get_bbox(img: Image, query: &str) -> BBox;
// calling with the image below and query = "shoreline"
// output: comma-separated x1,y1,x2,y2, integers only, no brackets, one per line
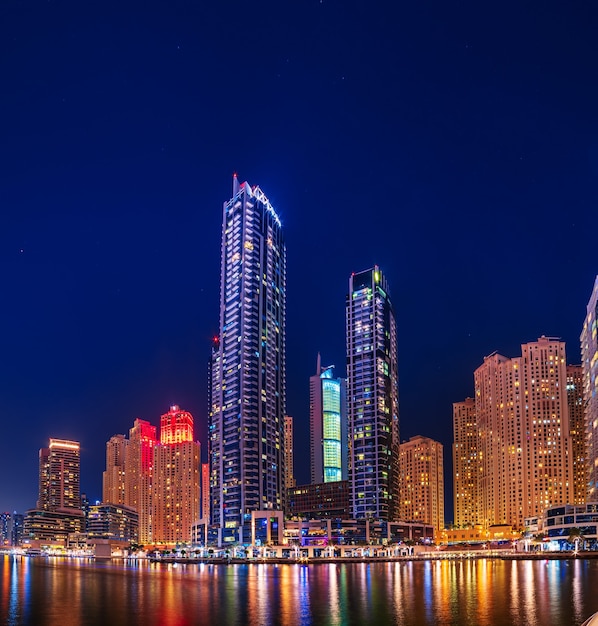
144,551,598,565
8,550,598,565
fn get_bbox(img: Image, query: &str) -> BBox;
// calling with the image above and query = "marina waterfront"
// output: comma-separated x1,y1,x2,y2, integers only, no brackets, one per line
3,554,598,625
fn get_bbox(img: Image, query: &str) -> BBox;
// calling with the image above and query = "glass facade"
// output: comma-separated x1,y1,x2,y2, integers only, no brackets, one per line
209,176,286,546
346,266,399,521
309,358,347,484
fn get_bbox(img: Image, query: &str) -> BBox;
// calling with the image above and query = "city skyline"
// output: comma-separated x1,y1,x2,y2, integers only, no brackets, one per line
1,2,596,518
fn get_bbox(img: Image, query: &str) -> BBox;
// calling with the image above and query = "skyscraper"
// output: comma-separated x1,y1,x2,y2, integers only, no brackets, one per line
37,439,81,513
309,354,347,484
284,416,296,489
567,364,586,505
475,337,574,529
209,175,286,545
25,439,84,545
103,434,128,506
126,418,157,544
452,397,479,527
0,513,10,546
346,266,399,521
152,405,200,545
399,435,445,535
582,276,598,501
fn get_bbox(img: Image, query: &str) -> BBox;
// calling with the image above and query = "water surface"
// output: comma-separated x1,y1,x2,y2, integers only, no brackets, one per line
2,555,597,625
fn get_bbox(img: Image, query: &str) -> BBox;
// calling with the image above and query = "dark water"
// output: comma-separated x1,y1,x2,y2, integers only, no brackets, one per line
2,555,598,625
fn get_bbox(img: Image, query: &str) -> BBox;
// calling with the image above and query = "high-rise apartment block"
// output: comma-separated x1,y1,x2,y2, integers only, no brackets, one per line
0,513,10,546
582,276,598,501
152,405,200,544
346,266,399,521
125,419,157,544
37,439,82,513
453,397,479,527
309,354,347,484
284,416,296,489
103,434,128,506
209,176,286,545
399,435,444,535
24,439,84,545
103,409,201,546
474,336,574,529
567,364,586,505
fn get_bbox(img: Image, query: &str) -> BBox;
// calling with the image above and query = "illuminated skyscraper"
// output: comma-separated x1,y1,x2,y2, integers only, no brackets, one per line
346,266,399,521
582,276,598,501
209,175,286,545
475,337,574,529
152,405,200,545
37,439,81,513
201,462,210,520
309,354,347,484
102,434,128,505
567,364,586,505
0,513,10,546
25,438,84,544
126,418,157,544
452,397,480,527
284,416,296,489
399,435,445,535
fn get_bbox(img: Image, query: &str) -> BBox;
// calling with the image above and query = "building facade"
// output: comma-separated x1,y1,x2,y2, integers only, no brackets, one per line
309,354,347,484
152,406,200,545
346,266,399,521
474,337,574,529
103,434,128,506
37,439,82,513
284,416,296,490
209,176,286,545
453,397,480,527
399,435,445,535
567,364,586,505
125,419,157,544
287,481,350,519
87,503,139,543
25,439,84,546
582,276,598,501
201,462,210,521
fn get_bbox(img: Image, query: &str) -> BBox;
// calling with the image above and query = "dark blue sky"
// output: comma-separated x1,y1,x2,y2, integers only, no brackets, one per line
1,1,596,520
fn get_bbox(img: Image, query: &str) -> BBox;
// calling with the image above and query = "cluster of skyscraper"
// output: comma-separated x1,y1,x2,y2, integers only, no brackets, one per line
453,277,598,531
206,176,440,544
13,176,598,551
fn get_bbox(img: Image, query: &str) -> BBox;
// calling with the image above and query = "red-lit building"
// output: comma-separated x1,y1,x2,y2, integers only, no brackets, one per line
152,406,200,545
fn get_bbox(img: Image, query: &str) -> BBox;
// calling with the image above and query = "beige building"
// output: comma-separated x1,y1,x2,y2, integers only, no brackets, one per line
453,397,479,527
38,439,82,512
151,406,200,545
399,435,444,535
474,336,574,529
125,419,157,544
102,434,128,506
567,364,586,505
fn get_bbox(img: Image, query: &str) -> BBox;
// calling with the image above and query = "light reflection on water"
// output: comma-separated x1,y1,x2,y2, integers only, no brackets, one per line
2,555,598,625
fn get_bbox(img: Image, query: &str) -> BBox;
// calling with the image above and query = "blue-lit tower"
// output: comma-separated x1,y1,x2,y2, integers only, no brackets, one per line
209,175,286,546
310,354,347,484
346,266,399,521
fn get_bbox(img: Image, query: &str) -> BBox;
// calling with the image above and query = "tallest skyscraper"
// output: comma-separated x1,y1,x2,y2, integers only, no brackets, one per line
209,175,286,545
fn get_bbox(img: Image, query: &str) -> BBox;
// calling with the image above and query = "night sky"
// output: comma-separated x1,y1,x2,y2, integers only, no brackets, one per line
1,1,596,521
